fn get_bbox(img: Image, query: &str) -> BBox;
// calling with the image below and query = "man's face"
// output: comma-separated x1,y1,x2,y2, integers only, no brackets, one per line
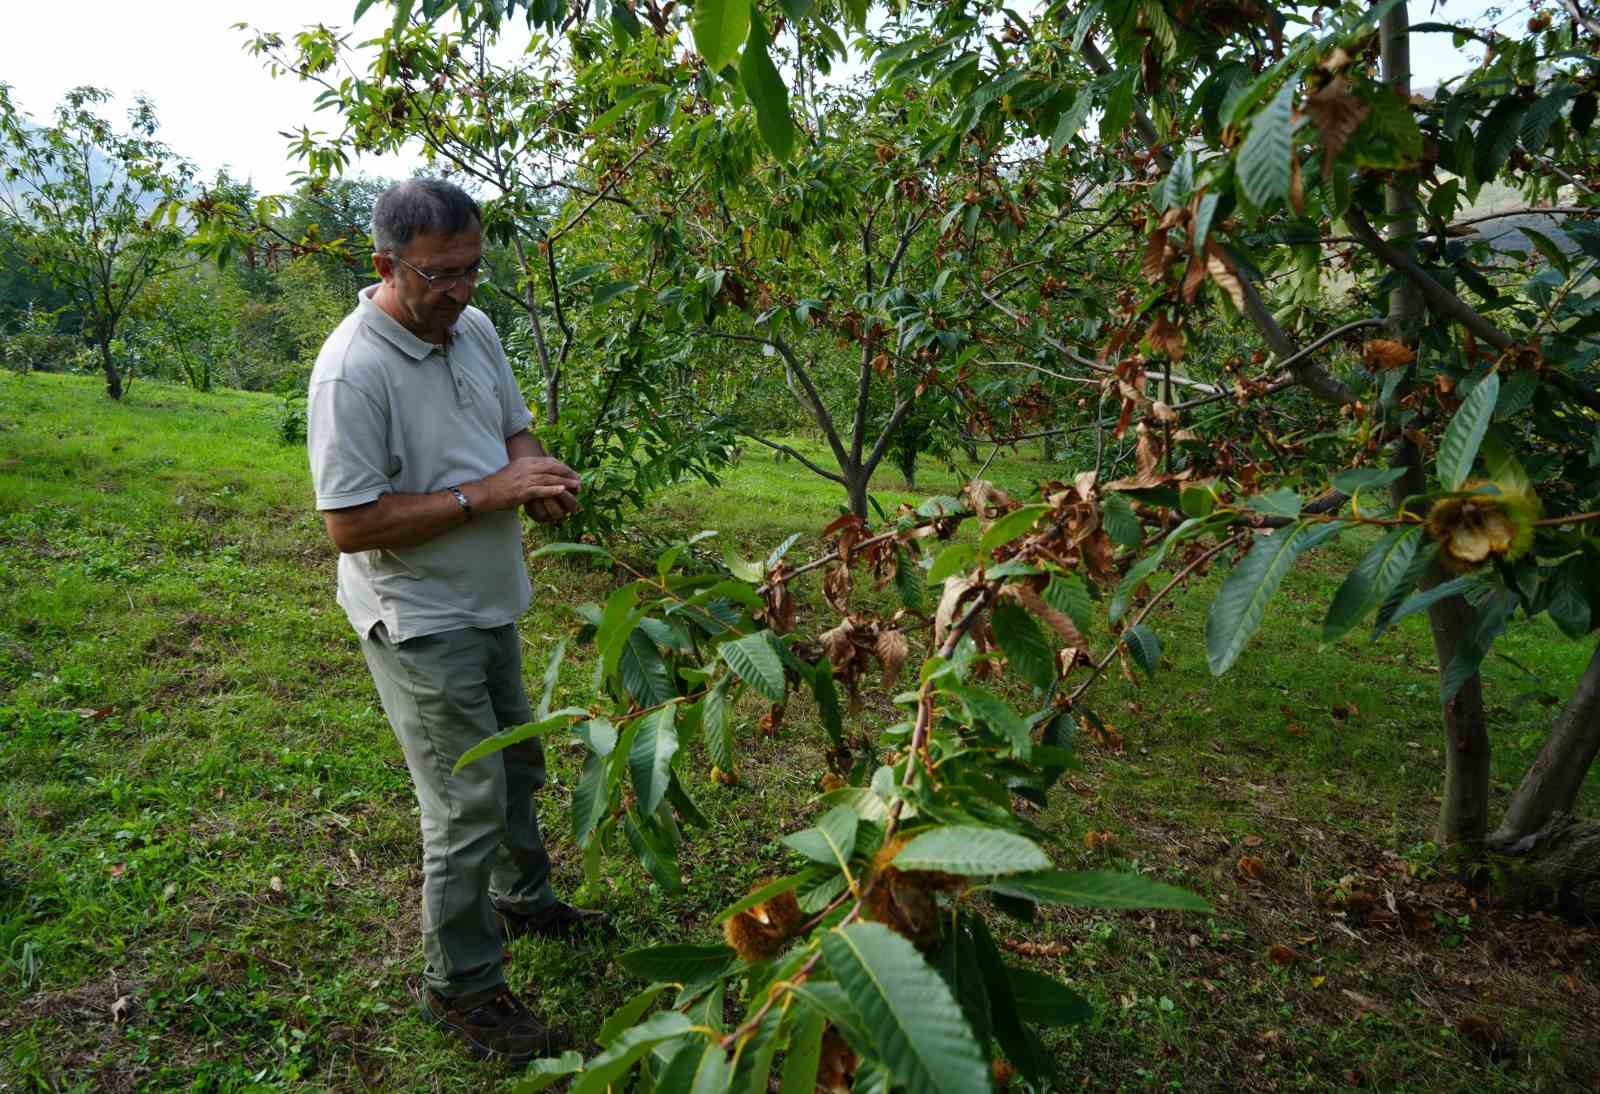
374,224,483,343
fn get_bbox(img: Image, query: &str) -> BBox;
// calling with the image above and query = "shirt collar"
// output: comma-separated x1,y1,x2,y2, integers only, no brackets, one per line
357,284,454,361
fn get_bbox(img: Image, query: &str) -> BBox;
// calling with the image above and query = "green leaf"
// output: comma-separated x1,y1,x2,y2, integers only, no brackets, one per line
537,638,566,720
777,1009,825,1094
1206,525,1324,675
893,547,927,612
712,871,813,925
703,676,734,773
618,944,738,987
1101,493,1142,547
781,804,859,868
819,786,890,822
991,600,1056,690
656,1036,732,1094
1331,467,1406,496
624,810,683,893
529,541,611,559
966,914,1051,1081
1006,966,1092,1026
452,708,588,773
1548,560,1593,638
598,582,644,680
597,984,669,1048
811,658,845,746
629,705,679,816
1044,573,1094,633
690,0,750,73
984,869,1211,911
1323,526,1423,641
1438,372,1500,489
928,542,976,584
1049,87,1093,153
1245,487,1302,519
1100,69,1136,143
1392,575,1481,625
512,1051,585,1094
947,682,1032,758
719,631,786,701
621,629,675,706
1473,95,1529,182
570,1012,693,1094
592,280,637,308
821,923,990,1094
572,754,611,848
1110,517,1209,623
1122,624,1162,679
893,826,1051,876
981,504,1051,555
740,9,795,161
1237,80,1296,209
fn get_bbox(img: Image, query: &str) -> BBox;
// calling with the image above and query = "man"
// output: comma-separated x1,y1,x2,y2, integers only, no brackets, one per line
306,178,606,1064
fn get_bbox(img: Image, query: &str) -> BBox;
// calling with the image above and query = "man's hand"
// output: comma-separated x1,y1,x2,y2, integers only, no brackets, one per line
475,456,581,514
525,487,580,524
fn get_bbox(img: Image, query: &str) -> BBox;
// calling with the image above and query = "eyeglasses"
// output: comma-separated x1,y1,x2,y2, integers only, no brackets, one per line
387,253,488,293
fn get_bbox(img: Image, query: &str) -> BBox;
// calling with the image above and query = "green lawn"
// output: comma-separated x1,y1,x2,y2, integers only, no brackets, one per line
1,371,1596,1091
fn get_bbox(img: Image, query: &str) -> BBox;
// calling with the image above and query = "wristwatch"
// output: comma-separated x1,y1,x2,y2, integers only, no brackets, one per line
449,485,472,519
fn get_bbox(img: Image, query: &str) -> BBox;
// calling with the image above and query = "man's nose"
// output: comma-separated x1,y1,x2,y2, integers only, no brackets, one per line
444,278,474,305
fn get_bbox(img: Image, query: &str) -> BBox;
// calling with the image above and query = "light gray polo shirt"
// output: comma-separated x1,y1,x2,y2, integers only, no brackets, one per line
307,286,535,641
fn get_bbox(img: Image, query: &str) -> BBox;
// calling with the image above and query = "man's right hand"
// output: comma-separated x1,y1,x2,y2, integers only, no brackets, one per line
475,457,582,513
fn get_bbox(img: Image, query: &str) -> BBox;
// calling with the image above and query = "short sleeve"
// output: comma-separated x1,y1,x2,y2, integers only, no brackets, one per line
307,378,392,510
473,313,535,437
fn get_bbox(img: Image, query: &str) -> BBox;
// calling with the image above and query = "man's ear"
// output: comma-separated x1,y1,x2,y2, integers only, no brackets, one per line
371,252,394,280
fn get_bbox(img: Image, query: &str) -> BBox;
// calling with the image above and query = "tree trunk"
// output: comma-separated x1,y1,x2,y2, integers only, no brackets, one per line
1380,0,1492,852
1491,815,1600,921
98,333,123,400
845,470,869,520
1491,642,1600,847
1042,434,1058,463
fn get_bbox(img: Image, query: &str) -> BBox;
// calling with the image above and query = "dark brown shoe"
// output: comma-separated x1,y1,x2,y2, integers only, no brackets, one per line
497,900,612,942
418,984,555,1063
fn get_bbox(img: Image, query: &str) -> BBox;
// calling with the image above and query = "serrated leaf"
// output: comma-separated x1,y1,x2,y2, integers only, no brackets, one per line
1323,526,1423,641
980,504,1051,555
624,810,683,893
529,541,611,559
536,638,566,720
1206,524,1329,675
811,658,845,746
1006,966,1092,1026
991,600,1056,690
1110,517,1210,623
656,1035,732,1094
453,708,588,773
984,869,1211,911
1391,575,1481,625
1548,561,1593,638
628,705,679,816
597,984,670,1048
513,1050,585,1093
965,914,1052,1081
741,9,794,161
893,547,927,612
570,1012,693,1094
703,675,734,772
1101,493,1142,547
1438,372,1500,490
1050,86,1093,153
690,0,749,72
929,542,977,584
621,628,675,706
572,754,611,848
777,1009,825,1094
1330,466,1406,496
1122,624,1162,679
712,871,814,925
1238,81,1297,209
618,944,738,987
947,682,1032,759
1044,573,1095,633
719,631,786,701
893,826,1051,876
821,923,990,1094
1473,95,1529,182
1245,487,1302,519
781,804,858,868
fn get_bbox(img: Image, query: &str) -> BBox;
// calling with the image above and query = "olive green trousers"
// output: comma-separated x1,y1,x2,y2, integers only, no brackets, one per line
361,622,557,998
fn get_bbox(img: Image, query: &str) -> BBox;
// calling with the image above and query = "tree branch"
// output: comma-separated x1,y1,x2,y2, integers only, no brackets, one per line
1345,206,1513,353
738,431,846,484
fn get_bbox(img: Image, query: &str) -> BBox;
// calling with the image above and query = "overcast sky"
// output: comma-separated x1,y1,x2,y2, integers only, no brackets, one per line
0,0,1515,196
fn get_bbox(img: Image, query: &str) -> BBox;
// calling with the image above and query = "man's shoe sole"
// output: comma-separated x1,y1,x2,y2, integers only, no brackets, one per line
417,992,545,1064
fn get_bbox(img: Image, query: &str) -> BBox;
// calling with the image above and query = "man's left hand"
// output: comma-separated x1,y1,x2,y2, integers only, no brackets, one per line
526,489,579,524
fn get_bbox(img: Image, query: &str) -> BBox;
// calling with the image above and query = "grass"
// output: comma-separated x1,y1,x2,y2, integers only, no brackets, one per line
1,370,1597,1092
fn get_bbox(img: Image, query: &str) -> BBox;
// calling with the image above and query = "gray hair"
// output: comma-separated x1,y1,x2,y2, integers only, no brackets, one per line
371,178,481,255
